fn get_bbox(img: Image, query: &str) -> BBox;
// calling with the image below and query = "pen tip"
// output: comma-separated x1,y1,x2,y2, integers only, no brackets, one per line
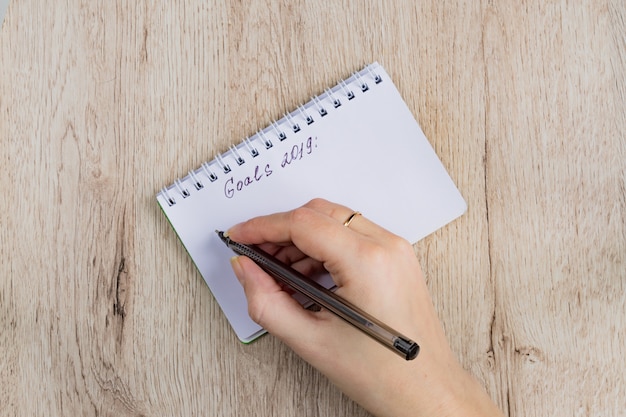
215,230,230,245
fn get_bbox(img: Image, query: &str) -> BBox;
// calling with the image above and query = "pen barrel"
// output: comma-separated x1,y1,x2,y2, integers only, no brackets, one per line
227,239,419,360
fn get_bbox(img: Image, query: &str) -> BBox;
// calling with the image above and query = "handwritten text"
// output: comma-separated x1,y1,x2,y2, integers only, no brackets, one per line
223,137,318,199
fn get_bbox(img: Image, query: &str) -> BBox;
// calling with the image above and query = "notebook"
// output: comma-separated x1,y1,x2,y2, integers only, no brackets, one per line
157,62,467,343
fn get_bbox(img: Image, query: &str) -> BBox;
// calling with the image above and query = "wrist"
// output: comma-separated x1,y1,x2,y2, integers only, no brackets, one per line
420,368,504,417
369,354,502,417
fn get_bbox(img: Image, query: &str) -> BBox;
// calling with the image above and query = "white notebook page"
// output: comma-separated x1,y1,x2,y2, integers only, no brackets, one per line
157,63,467,342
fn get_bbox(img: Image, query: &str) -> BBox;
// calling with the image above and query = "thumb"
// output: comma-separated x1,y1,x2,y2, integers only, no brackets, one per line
230,256,320,346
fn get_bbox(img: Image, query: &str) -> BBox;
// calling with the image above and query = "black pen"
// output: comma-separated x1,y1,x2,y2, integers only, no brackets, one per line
216,230,419,360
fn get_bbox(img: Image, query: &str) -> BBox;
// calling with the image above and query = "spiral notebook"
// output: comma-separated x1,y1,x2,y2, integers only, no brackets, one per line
157,62,467,343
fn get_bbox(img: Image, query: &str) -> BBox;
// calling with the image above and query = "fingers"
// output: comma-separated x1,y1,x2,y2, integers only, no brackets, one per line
304,198,389,240
228,198,388,242
227,199,394,268
227,202,358,273
230,255,328,349
226,199,423,370
263,244,325,278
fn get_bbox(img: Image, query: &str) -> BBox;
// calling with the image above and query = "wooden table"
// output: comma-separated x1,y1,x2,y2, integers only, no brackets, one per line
1,1,624,416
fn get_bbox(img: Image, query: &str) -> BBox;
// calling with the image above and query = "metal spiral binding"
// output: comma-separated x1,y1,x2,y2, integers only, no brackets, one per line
214,154,231,173
354,72,369,92
271,120,287,141
258,130,273,149
298,105,315,125
339,79,355,100
174,179,190,198
188,170,204,190
366,65,383,84
326,88,342,108
158,63,383,207
160,186,176,206
201,162,218,182
229,145,246,166
284,112,301,133
312,96,328,117
243,137,259,157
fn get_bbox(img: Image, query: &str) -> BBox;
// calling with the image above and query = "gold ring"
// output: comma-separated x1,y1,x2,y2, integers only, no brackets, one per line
343,211,362,227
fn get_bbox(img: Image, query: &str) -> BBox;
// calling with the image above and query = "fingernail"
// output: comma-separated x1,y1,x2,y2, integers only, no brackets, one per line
225,222,243,238
229,256,244,284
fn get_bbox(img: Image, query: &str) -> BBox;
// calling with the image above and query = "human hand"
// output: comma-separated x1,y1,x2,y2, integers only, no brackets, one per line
226,198,502,417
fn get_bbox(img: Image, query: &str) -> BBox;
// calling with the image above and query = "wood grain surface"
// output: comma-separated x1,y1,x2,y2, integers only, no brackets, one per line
1,1,624,416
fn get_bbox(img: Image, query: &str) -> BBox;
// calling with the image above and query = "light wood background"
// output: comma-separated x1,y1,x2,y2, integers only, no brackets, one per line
1,1,624,416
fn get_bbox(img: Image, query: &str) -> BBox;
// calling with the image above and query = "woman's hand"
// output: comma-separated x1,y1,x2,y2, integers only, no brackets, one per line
226,198,502,417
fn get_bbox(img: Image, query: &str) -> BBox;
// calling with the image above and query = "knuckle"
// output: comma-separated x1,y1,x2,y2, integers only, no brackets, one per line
290,206,314,225
358,235,413,267
388,234,414,255
303,198,355,224
304,198,328,210
247,296,269,327
359,241,391,267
